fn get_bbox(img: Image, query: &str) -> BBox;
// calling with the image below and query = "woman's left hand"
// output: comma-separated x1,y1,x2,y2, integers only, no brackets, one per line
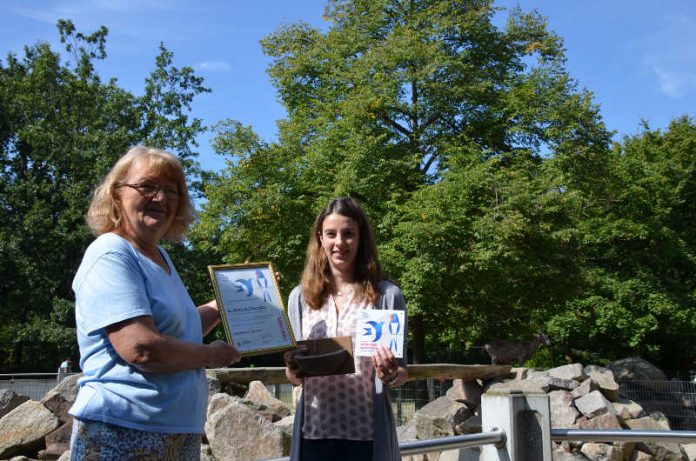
372,345,407,387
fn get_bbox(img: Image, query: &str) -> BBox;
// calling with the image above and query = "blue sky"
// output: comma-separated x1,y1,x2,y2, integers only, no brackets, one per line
1,0,695,174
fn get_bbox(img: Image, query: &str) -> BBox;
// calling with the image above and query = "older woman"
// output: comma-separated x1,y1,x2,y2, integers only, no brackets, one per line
69,146,240,460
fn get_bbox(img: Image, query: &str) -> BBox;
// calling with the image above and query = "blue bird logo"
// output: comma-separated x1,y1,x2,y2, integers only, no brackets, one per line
363,320,384,342
234,278,254,297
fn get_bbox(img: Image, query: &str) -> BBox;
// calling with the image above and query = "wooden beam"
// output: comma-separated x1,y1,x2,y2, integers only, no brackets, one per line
207,364,512,385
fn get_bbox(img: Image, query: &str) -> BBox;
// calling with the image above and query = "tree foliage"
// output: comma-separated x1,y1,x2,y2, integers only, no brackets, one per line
0,20,208,371
197,0,614,363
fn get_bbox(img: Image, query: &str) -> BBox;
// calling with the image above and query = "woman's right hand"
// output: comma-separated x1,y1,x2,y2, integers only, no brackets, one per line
283,345,308,386
206,340,241,368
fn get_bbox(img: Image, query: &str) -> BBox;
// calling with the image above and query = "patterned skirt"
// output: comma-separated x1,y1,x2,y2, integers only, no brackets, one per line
70,418,201,460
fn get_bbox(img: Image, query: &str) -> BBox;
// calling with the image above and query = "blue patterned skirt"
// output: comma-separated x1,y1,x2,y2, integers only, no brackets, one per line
70,418,201,460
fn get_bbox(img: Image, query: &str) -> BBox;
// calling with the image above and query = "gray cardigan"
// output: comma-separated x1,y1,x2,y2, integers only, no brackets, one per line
287,280,407,461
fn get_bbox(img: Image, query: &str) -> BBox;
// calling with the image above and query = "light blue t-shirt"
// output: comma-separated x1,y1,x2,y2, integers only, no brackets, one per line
70,233,207,434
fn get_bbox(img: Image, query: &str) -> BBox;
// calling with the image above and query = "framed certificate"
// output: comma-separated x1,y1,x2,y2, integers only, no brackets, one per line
208,262,296,357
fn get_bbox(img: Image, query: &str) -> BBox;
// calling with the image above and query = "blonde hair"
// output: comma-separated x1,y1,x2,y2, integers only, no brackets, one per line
301,197,383,309
86,146,195,241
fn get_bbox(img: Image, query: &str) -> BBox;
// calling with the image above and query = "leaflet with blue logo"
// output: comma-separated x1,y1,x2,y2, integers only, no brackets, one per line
355,309,405,358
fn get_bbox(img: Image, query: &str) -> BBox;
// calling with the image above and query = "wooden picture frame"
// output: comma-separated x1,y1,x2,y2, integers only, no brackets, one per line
208,262,296,357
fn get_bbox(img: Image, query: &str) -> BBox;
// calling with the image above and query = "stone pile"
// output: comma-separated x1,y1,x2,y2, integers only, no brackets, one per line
2,358,696,460
0,375,78,461
0,377,294,461
398,359,696,461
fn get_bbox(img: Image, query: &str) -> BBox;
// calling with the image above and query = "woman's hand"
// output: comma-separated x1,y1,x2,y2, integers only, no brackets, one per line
283,345,308,386
206,340,241,368
372,345,407,387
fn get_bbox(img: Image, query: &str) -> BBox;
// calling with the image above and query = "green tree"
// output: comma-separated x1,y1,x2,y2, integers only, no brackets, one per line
547,117,696,370
0,20,209,372
197,0,611,363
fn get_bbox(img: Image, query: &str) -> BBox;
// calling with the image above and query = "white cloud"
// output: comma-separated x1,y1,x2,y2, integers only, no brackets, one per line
652,66,688,98
640,10,696,98
196,61,232,72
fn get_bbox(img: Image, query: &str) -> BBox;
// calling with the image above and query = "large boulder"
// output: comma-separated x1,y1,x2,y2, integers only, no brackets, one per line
549,391,580,428
580,442,622,461
38,419,72,460
414,396,468,439
0,390,30,419
0,400,60,458
549,364,586,382
584,366,620,401
244,381,291,420
575,390,617,419
205,393,289,461
446,380,482,408
606,358,667,381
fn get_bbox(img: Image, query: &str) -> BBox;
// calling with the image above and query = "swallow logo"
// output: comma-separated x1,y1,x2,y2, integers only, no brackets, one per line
363,320,384,342
234,278,254,297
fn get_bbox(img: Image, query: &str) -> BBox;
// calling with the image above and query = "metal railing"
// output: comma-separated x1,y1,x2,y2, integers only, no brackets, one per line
262,429,506,461
551,428,696,444
399,428,505,455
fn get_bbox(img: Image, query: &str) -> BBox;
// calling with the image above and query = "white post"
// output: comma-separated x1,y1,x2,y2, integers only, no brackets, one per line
481,389,552,461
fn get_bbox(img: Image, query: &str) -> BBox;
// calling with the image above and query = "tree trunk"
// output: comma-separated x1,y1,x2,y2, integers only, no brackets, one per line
410,314,426,364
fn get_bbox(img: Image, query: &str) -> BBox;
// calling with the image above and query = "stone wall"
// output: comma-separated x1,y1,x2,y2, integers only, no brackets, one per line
399,359,696,461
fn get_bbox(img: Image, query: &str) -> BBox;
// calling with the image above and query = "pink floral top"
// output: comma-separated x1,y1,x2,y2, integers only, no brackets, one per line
301,291,375,440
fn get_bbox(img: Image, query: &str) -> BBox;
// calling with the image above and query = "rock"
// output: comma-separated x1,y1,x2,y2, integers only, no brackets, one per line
640,441,684,461
0,400,61,459
580,442,622,461
624,413,671,431
572,378,599,400
549,391,580,428
39,393,71,424
0,390,30,420
57,450,70,461
454,414,481,435
414,396,467,439
682,443,696,461
630,450,654,461
206,375,222,396
606,358,667,381
487,379,547,393
575,390,617,419
550,364,586,382
396,419,418,442
548,377,580,391
577,412,622,430
200,443,215,461
584,365,619,400
43,375,81,404
553,443,591,460
274,414,295,436
244,381,291,419
612,399,645,421
38,419,72,461
205,393,289,461
446,380,482,407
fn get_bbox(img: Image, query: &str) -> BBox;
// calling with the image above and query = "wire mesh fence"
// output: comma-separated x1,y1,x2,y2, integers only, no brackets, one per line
266,379,452,426
0,375,61,400
618,379,696,430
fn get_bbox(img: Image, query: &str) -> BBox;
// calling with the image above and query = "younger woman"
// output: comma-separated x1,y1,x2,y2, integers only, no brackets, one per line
284,197,408,461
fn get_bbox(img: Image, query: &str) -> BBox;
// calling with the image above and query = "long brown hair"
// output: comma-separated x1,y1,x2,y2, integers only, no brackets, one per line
301,197,383,309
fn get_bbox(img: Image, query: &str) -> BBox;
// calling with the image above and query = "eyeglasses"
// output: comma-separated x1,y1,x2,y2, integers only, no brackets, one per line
120,183,181,199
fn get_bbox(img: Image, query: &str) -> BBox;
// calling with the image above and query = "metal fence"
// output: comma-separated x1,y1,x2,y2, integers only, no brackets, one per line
0,374,65,400
618,379,696,430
